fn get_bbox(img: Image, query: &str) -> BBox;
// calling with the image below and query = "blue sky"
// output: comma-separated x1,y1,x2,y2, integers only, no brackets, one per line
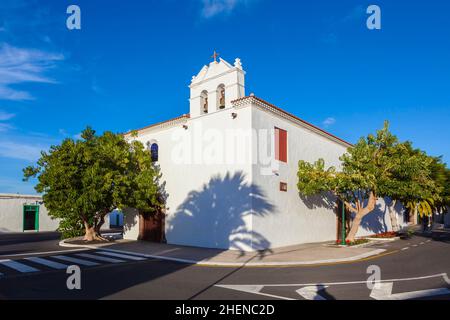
0,0,449,194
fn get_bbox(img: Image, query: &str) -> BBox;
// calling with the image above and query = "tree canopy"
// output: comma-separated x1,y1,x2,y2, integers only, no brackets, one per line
24,127,164,241
297,121,442,241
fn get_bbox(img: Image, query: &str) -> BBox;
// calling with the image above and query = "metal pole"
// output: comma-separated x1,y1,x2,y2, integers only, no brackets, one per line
341,200,346,245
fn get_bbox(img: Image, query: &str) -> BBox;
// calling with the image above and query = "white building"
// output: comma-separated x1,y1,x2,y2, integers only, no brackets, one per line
123,56,407,251
0,194,112,234
0,194,59,233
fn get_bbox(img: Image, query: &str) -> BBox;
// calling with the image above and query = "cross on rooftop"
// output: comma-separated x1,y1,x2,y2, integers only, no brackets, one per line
211,50,219,62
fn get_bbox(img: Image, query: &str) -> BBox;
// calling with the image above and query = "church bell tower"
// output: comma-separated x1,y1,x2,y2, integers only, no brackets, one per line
189,53,246,118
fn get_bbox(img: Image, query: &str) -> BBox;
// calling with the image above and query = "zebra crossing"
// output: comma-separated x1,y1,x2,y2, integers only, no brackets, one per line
0,250,150,279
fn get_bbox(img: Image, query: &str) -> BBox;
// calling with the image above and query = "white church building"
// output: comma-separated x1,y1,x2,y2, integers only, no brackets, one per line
123,56,407,251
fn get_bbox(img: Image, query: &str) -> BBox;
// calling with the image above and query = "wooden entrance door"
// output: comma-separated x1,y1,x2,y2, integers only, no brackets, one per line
138,211,165,243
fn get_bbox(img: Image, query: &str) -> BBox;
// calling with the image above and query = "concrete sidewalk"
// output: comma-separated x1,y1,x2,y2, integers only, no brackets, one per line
60,239,388,267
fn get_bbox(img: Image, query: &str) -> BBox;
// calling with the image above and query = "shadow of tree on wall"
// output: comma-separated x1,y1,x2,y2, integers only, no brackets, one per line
299,192,336,210
360,203,389,235
166,171,275,254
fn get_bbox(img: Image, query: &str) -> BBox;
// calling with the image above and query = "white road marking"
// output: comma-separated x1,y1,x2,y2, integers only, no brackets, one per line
25,257,68,270
215,285,295,300
217,273,450,301
75,253,125,263
52,255,99,266
401,247,409,251
420,242,425,245
0,248,88,259
96,251,146,261
217,273,449,287
0,259,39,273
370,282,450,300
412,244,418,247
296,285,328,300
426,240,431,243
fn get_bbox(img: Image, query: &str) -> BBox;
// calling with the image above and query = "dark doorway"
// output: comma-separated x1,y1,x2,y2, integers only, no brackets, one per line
23,205,39,231
138,211,165,243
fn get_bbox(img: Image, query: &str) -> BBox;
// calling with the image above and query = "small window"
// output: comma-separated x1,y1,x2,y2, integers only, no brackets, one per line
201,90,208,114
150,143,159,162
217,84,226,109
280,182,288,192
275,127,287,163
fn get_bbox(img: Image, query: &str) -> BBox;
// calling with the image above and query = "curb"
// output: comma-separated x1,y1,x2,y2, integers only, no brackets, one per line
366,237,400,242
59,239,387,267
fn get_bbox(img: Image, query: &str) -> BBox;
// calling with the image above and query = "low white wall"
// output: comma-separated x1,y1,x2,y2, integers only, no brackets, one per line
0,194,60,233
356,198,407,237
0,194,111,234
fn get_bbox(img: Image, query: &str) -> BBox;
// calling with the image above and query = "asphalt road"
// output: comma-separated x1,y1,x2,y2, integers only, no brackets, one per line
0,232,449,300
0,232,72,258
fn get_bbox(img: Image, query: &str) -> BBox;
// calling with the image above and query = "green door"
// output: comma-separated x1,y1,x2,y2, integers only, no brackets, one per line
23,205,39,231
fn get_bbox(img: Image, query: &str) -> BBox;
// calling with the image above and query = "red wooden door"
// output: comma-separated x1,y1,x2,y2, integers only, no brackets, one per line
139,211,165,243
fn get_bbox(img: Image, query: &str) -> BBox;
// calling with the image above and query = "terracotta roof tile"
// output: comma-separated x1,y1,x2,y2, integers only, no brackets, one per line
232,95,353,147
124,114,190,136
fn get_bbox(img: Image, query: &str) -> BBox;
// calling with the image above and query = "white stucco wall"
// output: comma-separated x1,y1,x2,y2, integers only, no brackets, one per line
124,106,254,251
355,198,408,237
0,194,112,234
250,105,346,248
123,100,408,251
0,194,60,233
250,105,407,248
123,208,140,240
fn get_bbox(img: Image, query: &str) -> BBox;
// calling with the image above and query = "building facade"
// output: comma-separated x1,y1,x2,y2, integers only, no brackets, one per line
123,57,407,251
0,194,60,233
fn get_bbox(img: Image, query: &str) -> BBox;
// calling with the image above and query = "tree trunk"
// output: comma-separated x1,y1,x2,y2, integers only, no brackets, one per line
410,205,418,224
83,220,104,241
346,213,363,242
388,199,399,231
345,191,377,242
94,214,106,235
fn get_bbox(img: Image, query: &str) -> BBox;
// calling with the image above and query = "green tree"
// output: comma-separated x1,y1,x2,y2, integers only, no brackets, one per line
428,157,450,213
297,122,438,242
378,142,437,230
24,127,164,241
392,147,442,223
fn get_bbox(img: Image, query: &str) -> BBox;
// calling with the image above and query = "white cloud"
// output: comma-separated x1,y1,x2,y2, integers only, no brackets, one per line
322,117,336,128
0,110,15,121
0,123,14,132
91,77,104,95
0,43,64,101
58,128,68,136
200,0,252,18
0,110,15,132
0,140,48,161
